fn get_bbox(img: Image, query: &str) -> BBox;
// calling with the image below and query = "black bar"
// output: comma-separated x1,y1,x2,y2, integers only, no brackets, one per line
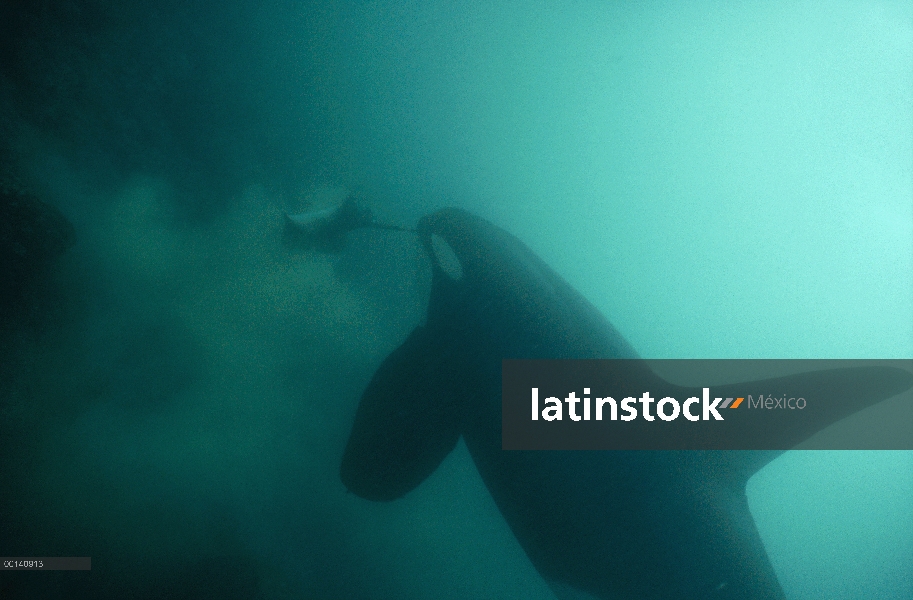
1,557,91,570
503,359,913,450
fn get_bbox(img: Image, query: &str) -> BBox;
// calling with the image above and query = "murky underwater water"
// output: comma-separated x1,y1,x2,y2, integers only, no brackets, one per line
1,1,910,598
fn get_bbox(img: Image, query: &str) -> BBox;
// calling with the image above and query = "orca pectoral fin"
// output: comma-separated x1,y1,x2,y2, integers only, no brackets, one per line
340,326,462,501
701,490,787,600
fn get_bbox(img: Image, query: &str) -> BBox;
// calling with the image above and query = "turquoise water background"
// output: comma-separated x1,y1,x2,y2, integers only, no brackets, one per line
3,1,911,598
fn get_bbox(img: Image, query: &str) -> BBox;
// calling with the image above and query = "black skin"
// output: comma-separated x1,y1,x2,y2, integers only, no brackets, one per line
340,208,913,600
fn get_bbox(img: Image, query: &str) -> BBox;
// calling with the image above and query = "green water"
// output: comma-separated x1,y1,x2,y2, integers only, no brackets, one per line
1,1,910,598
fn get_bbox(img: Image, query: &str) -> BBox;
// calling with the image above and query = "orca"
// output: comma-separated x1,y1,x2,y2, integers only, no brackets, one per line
339,208,913,600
